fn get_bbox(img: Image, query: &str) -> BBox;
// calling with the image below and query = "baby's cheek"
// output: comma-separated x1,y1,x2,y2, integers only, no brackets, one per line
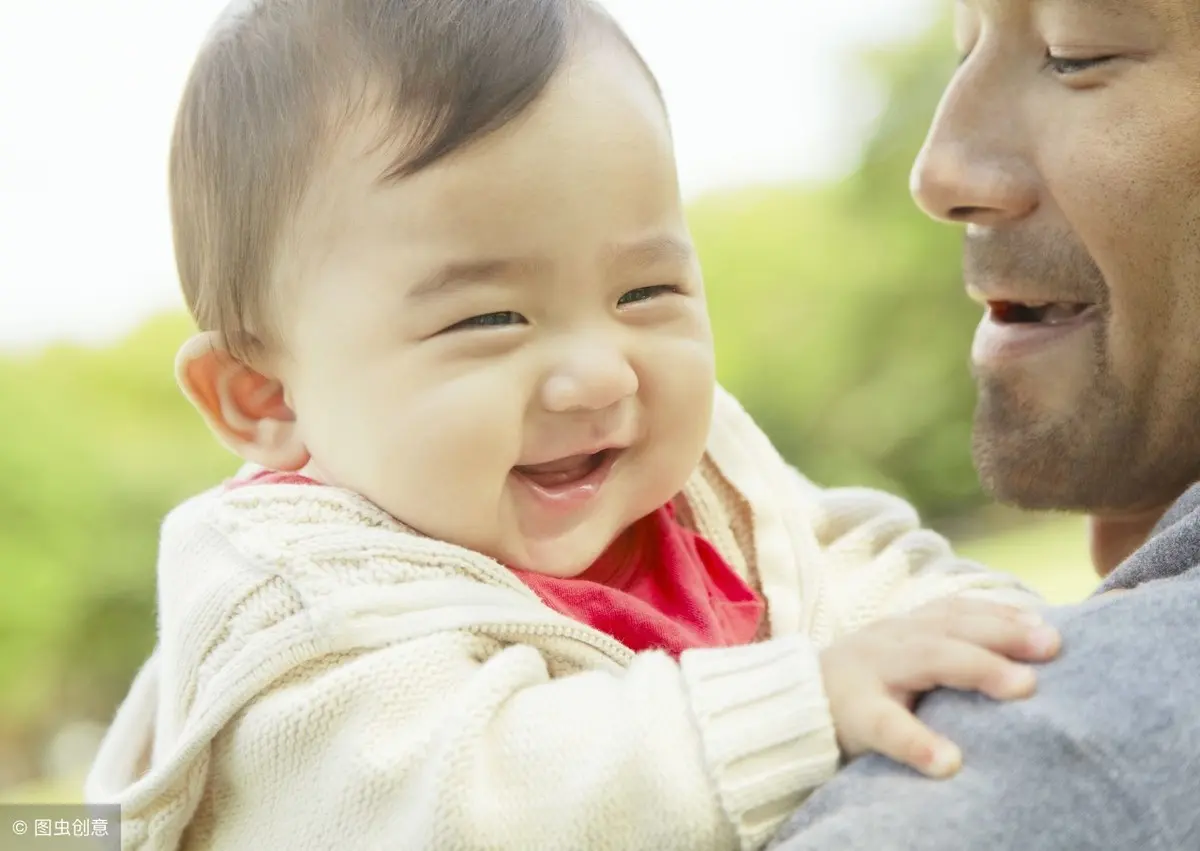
372,387,522,527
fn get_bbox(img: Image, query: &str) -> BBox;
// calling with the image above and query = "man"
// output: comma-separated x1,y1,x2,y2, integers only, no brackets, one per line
773,0,1200,847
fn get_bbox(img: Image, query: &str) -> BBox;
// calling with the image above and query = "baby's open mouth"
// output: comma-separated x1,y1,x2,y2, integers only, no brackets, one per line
987,301,1096,326
513,448,617,490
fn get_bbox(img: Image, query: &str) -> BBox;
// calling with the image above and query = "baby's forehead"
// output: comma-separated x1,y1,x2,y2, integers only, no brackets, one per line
289,42,676,255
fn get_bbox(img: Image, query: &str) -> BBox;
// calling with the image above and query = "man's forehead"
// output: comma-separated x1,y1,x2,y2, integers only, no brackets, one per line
964,0,1177,20
977,0,1200,42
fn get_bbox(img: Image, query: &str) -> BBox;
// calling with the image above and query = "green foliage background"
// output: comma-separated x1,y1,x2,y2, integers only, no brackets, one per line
696,22,974,512
0,14,1092,793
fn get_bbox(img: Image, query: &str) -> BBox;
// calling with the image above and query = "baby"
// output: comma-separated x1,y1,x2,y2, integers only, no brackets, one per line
85,1,1057,849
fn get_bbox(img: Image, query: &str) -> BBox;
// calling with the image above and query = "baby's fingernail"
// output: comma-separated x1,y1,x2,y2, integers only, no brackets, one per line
1028,626,1060,655
927,741,962,777
1005,665,1037,693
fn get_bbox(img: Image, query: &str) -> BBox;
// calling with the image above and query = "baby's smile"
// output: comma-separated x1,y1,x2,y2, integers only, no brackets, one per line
511,446,626,514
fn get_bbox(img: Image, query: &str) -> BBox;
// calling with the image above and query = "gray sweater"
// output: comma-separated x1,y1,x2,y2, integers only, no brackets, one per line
772,485,1200,851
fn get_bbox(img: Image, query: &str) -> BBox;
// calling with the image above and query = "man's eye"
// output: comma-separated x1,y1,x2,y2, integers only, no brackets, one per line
444,311,526,332
617,285,680,306
1046,53,1118,75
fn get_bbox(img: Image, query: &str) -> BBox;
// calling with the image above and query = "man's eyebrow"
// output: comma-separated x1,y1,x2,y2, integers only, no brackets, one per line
604,234,696,269
1035,0,1157,20
407,257,543,300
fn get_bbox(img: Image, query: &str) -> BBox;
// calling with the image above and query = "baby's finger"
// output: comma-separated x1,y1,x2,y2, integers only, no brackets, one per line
866,701,962,779
904,639,1038,700
914,597,1036,627
921,599,1060,662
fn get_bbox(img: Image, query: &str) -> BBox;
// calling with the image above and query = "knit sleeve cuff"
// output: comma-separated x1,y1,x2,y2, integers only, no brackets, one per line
680,633,840,850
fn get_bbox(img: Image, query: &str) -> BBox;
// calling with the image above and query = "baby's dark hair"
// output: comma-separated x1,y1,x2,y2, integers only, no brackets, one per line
172,0,655,360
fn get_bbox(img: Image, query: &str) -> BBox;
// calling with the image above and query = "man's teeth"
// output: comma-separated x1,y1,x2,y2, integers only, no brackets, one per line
1040,303,1087,324
988,300,1090,325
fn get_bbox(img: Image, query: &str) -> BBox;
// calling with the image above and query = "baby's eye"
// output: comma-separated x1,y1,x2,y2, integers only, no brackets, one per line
617,285,680,306
445,311,527,332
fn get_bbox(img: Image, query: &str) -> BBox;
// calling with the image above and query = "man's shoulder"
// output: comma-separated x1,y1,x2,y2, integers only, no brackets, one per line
774,527,1200,850
775,579,1200,850
986,547,1200,756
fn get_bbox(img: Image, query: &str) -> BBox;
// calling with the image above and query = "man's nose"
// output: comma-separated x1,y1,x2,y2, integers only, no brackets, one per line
541,340,639,415
909,69,1038,227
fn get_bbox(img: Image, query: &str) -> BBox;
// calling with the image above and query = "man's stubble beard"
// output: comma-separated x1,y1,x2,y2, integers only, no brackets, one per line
960,229,1197,514
971,345,1198,513
972,361,1139,512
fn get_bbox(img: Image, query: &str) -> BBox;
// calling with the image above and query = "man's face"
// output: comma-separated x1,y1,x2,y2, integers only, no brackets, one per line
912,0,1200,513
271,41,715,576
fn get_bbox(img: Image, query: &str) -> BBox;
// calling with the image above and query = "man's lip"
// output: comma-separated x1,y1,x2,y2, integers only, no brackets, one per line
972,304,1101,365
965,284,1098,307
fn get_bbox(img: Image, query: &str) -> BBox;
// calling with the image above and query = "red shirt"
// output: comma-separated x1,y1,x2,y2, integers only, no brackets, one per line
231,470,765,658
511,504,763,657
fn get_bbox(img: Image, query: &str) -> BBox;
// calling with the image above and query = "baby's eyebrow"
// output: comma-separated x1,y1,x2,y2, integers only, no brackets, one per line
407,257,543,300
407,235,695,300
604,234,695,270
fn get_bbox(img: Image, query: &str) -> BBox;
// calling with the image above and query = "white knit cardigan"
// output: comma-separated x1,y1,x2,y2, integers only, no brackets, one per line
86,387,1035,851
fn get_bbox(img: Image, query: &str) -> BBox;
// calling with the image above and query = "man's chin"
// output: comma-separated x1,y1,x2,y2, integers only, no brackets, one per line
972,425,1191,515
976,469,1083,512
971,379,1110,511
971,420,1099,512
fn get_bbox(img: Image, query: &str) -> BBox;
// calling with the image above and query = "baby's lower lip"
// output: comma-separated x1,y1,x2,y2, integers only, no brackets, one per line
510,449,620,513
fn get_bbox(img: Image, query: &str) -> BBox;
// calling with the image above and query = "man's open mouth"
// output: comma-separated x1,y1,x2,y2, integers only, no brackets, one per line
987,301,1095,326
513,448,619,490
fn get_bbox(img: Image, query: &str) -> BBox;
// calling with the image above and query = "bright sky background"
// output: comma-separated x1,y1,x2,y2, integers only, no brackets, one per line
0,0,940,351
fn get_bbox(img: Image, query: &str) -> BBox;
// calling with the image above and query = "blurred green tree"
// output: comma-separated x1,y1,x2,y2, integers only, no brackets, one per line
0,315,237,781
693,9,973,516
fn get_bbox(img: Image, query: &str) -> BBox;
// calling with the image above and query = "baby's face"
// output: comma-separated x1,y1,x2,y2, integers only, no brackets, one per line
272,41,715,576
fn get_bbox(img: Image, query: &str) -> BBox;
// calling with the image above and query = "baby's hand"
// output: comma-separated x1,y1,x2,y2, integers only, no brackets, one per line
819,598,1060,778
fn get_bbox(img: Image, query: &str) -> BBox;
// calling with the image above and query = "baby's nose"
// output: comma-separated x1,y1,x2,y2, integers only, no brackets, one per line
541,350,638,414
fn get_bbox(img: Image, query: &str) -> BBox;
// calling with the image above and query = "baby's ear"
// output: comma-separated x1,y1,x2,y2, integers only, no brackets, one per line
175,332,310,471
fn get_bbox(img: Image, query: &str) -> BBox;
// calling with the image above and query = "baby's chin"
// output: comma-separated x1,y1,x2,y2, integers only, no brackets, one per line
300,458,633,575
499,546,600,578
497,527,621,577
